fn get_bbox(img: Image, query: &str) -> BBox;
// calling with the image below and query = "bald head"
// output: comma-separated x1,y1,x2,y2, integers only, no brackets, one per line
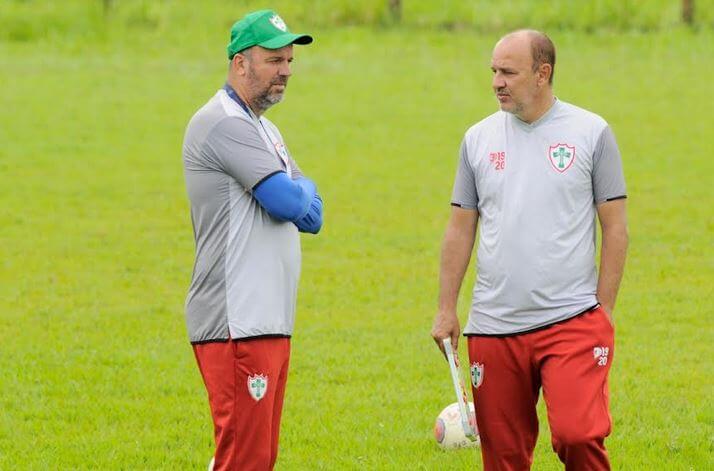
497,30,556,85
491,29,556,122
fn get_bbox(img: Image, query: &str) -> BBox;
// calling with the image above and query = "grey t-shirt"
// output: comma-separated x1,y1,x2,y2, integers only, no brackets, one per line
451,99,626,335
182,89,304,343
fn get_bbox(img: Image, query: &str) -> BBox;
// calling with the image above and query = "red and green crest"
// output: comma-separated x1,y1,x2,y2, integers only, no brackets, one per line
548,143,576,173
470,362,484,389
247,373,268,401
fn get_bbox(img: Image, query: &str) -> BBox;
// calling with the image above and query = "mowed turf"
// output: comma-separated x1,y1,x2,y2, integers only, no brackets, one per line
0,26,712,469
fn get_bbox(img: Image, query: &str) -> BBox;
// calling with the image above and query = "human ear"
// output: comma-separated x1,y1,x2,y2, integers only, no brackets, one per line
232,54,248,76
539,63,552,86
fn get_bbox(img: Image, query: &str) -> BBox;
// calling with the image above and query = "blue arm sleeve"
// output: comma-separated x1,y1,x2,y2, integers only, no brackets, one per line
295,194,323,234
252,172,314,222
293,177,323,233
293,176,316,196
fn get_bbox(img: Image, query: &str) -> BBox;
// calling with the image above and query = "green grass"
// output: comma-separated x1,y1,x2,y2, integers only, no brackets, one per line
1,13,713,471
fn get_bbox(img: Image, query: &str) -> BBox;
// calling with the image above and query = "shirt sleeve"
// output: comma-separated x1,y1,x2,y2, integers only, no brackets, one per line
592,126,627,203
450,138,479,209
205,117,284,190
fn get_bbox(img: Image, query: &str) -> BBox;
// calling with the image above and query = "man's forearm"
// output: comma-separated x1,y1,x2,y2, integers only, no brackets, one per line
252,172,314,221
597,226,628,314
432,208,478,353
439,221,477,314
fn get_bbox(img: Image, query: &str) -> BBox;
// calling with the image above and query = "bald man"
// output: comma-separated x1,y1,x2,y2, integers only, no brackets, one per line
432,30,628,470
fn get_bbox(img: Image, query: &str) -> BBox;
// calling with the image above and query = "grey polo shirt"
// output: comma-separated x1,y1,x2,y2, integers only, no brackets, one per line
451,99,626,335
182,88,304,343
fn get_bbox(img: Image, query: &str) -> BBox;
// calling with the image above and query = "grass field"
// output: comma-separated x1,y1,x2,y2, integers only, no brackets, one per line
1,3,713,470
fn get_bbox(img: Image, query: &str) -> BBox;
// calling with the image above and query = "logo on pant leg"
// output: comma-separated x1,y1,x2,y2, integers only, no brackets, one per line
247,374,268,401
593,347,609,366
470,362,484,388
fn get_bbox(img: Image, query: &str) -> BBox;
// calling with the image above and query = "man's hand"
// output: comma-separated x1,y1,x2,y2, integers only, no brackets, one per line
431,311,461,360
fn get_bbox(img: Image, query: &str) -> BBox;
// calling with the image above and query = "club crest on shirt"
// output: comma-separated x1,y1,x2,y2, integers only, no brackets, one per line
247,374,268,401
548,143,576,173
470,362,484,389
274,142,290,164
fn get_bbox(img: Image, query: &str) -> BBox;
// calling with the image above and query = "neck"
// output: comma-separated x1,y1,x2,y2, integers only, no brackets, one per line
227,78,263,117
518,90,555,124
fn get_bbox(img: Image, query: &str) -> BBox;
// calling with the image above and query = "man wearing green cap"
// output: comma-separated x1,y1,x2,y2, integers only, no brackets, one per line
182,9,319,471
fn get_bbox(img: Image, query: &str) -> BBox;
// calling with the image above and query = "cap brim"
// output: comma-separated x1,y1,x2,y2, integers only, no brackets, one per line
258,33,313,50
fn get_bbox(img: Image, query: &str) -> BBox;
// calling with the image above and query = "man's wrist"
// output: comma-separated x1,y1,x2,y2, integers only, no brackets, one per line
436,309,458,319
599,302,614,315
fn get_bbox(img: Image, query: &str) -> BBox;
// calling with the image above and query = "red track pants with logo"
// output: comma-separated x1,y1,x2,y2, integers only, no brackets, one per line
193,337,290,471
467,307,614,471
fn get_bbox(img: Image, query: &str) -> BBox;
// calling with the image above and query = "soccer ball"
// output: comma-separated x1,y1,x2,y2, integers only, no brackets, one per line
433,402,479,449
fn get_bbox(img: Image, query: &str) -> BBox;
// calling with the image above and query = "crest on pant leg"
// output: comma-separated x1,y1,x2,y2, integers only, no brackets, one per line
247,374,268,401
470,362,484,389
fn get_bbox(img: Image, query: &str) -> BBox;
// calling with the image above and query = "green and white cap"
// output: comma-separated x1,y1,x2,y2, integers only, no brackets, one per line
227,9,313,59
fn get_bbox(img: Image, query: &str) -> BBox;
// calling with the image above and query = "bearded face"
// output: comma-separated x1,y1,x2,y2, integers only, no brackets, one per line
241,45,293,114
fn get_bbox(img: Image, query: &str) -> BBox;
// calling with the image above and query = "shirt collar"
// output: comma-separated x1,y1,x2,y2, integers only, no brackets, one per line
223,83,254,119
511,97,560,130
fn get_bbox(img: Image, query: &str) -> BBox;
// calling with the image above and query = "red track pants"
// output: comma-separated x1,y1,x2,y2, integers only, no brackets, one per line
468,307,614,471
193,337,290,471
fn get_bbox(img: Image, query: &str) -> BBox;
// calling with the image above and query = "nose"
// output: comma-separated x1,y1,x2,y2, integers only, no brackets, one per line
492,72,505,90
279,61,291,77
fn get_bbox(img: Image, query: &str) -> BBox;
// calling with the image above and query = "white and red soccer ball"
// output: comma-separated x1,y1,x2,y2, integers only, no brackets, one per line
433,402,480,450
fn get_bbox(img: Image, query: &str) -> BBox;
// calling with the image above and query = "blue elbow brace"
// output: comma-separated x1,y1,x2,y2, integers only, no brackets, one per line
253,172,314,222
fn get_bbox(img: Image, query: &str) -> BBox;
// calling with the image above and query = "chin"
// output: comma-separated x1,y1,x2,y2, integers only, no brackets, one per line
267,93,284,105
